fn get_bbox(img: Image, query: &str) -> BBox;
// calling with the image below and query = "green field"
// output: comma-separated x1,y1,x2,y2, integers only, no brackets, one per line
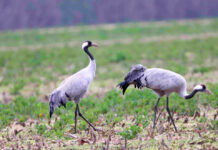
0,18,217,149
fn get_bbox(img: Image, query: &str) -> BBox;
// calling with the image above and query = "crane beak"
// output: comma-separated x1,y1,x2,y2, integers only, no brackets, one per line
205,89,213,95
92,43,99,48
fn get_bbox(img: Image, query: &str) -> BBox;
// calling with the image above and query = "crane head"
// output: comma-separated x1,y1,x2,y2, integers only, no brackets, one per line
194,84,213,95
82,41,98,50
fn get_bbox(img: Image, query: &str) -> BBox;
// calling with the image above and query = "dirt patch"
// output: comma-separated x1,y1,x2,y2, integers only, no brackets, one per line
0,92,13,104
0,106,217,149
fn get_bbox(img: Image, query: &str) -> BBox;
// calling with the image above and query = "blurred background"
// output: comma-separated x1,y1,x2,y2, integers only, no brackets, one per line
0,0,218,30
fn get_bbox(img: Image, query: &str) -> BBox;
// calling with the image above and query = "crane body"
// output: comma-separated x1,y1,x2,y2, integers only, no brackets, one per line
118,64,211,131
49,41,98,133
140,68,187,98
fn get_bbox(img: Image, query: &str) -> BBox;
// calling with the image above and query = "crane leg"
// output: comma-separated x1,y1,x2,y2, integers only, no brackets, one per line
166,96,177,132
77,104,97,131
74,104,78,133
153,97,160,129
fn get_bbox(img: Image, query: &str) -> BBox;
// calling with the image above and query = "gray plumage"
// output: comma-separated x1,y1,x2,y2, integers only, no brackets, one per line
49,41,98,133
124,64,146,84
49,60,96,110
118,64,146,94
118,64,209,132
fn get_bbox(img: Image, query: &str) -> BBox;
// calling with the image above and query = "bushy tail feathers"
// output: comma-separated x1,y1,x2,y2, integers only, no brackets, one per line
49,91,68,118
49,103,54,118
117,81,129,95
49,94,55,118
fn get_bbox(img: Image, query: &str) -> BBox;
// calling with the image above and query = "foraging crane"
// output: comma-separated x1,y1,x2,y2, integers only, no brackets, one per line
49,41,98,133
118,64,212,132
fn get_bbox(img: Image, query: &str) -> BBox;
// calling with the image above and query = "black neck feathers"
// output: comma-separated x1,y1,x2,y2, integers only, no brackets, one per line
185,90,198,99
84,47,94,60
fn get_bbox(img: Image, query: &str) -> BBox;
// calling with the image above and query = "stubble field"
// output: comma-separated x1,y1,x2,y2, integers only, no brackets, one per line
0,18,217,149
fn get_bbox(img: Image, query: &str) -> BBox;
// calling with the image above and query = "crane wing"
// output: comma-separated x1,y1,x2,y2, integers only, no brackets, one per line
118,64,146,94
124,64,146,83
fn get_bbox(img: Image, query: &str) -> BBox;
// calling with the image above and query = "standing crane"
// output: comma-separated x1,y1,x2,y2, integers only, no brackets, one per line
118,64,212,132
49,41,98,133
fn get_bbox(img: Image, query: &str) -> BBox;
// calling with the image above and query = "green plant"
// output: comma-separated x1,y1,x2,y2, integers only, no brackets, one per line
109,51,126,62
10,79,26,95
118,125,142,140
208,120,218,130
199,116,207,123
193,66,215,73
35,124,47,135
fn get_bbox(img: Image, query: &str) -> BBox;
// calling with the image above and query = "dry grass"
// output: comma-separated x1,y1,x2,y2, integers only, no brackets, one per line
0,105,217,149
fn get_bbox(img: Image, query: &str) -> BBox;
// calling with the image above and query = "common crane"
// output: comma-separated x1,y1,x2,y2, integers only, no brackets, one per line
118,64,212,132
49,41,98,133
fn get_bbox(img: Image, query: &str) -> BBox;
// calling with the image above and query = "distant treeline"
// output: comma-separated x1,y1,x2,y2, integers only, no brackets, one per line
0,0,217,30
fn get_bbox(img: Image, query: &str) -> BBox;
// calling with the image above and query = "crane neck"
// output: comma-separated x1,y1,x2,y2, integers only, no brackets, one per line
84,47,96,75
184,88,204,99
84,47,94,61
184,90,198,99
